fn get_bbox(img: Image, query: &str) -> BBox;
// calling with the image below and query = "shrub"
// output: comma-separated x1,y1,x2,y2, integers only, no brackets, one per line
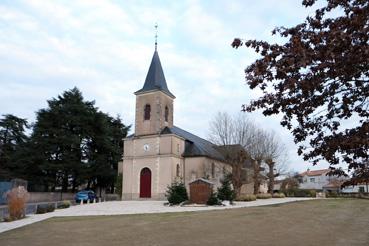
284,188,315,197
166,181,188,205
272,193,286,198
309,190,317,197
57,200,71,209
217,175,236,202
326,191,338,198
36,203,55,214
6,186,29,221
115,173,123,198
207,192,222,205
256,193,272,199
236,194,257,202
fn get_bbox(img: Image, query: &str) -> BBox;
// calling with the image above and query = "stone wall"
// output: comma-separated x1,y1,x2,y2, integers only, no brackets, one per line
28,192,75,203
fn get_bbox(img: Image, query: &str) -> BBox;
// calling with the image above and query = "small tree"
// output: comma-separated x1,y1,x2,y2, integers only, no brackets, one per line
217,174,236,202
207,192,221,205
114,173,123,198
166,181,188,205
6,186,29,221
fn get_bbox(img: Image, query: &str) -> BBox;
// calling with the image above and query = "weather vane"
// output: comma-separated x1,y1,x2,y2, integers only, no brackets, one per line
155,23,158,51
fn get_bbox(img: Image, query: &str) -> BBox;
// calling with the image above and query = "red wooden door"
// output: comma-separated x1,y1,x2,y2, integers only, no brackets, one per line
140,168,151,198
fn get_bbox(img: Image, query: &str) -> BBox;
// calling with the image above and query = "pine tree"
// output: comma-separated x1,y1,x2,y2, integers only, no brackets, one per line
217,174,236,202
0,114,29,180
30,87,129,192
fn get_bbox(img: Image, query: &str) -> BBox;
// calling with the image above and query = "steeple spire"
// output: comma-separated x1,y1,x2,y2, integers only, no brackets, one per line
154,23,158,51
134,34,175,99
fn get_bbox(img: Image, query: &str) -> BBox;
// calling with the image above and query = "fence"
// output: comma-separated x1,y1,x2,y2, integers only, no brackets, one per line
0,182,12,204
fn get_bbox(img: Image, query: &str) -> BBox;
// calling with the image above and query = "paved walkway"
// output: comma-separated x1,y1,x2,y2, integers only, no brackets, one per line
0,197,314,233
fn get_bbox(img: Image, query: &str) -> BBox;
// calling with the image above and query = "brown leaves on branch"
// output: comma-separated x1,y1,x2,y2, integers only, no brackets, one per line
234,0,369,172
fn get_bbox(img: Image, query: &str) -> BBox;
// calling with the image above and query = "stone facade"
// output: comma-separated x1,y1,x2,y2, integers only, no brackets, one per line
135,91,173,136
120,50,231,200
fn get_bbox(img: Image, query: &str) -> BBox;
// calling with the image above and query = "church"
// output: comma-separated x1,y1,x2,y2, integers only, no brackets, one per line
119,48,232,200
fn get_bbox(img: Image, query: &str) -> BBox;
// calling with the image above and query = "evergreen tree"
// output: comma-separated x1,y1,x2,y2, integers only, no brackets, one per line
86,112,128,194
0,114,29,180
30,87,129,192
217,174,236,202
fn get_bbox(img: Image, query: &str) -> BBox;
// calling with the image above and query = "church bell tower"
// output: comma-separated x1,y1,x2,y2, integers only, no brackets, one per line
134,50,175,136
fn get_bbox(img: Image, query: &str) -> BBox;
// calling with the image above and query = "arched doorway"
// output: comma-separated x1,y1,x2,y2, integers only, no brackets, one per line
140,167,151,198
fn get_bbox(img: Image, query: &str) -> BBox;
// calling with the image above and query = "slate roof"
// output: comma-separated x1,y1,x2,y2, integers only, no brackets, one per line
161,126,226,162
134,51,175,98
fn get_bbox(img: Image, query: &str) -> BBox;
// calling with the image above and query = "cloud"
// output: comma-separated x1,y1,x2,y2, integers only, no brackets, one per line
0,0,331,172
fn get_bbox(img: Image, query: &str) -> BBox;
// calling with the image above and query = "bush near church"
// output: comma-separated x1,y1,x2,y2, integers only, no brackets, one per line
217,174,236,202
236,194,257,202
166,181,188,205
256,193,272,199
206,192,222,205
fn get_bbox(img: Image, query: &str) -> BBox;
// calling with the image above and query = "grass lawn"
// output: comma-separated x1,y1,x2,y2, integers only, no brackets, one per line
0,199,368,246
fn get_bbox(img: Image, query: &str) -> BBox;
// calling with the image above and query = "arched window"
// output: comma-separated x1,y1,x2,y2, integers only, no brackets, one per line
144,104,151,120
176,164,180,177
164,106,169,122
211,163,215,178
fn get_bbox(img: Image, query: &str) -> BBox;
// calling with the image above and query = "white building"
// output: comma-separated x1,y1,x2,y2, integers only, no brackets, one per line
298,169,345,191
341,184,369,193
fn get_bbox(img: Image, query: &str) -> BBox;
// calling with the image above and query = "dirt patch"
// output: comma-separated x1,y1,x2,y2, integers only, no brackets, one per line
1,199,368,246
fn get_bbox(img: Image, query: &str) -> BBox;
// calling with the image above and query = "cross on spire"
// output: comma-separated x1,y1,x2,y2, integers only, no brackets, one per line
155,23,158,51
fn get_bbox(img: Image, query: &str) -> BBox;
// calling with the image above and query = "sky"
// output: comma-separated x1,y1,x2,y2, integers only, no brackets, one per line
0,0,331,173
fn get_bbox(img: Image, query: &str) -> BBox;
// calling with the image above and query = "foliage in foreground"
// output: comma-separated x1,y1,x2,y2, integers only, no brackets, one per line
232,0,369,175
6,186,29,221
166,181,188,205
342,165,369,188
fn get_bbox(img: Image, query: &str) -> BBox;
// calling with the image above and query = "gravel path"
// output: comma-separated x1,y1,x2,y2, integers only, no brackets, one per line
0,197,314,233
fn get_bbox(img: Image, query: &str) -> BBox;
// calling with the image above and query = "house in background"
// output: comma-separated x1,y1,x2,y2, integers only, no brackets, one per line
298,168,346,192
341,183,369,193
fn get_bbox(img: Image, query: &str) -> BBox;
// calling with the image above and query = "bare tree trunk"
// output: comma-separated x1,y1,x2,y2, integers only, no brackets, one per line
232,163,242,198
253,160,261,194
266,159,275,194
